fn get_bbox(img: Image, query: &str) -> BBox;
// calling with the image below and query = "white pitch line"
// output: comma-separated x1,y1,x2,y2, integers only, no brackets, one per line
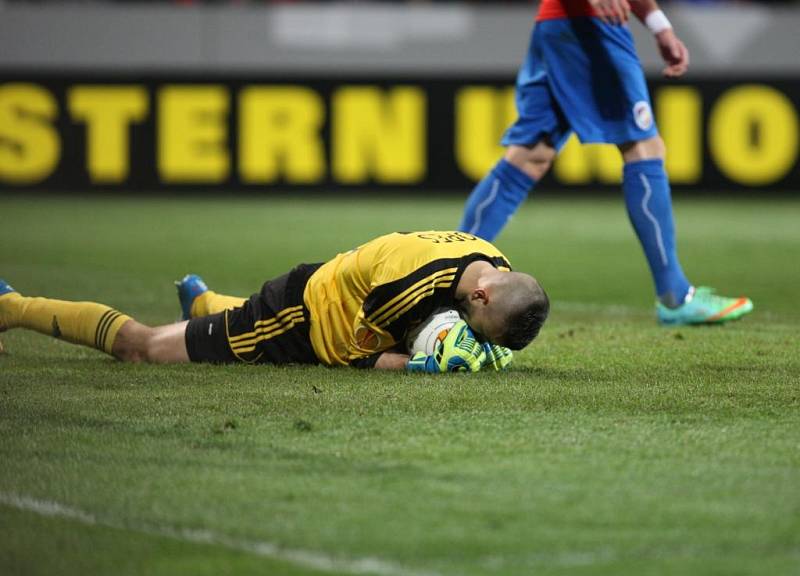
0,492,442,576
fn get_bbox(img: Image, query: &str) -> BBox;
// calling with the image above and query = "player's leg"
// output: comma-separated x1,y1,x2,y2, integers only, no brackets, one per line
459,142,556,240
458,24,570,241
620,138,753,324
0,279,190,362
111,320,190,363
534,18,751,323
619,135,691,308
184,265,320,365
176,274,246,320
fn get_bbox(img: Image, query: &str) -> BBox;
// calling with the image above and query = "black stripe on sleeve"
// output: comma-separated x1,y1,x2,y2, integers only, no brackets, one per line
362,258,463,342
362,257,462,320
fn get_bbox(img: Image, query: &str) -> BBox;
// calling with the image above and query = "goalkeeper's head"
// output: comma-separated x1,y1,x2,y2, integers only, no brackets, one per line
457,268,549,350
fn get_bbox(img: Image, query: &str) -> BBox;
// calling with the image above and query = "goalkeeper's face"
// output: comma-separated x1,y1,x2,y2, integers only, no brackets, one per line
457,298,506,346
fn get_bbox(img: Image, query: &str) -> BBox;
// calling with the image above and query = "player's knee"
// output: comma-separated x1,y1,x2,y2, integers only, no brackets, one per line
505,143,556,180
620,136,666,163
111,321,151,363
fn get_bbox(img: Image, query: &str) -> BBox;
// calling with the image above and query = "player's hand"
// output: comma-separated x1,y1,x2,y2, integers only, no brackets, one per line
406,320,486,373
588,0,630,25
655,29,689,78
481,343,513,371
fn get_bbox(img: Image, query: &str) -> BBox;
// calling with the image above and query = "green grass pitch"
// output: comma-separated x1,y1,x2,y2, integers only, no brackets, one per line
1,193,798,576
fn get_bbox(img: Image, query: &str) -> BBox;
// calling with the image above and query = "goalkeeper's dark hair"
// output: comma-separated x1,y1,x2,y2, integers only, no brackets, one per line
501,283,550,350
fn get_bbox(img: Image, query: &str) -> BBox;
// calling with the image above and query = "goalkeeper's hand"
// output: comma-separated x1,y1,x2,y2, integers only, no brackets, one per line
406,320,486,373
481,342,513,371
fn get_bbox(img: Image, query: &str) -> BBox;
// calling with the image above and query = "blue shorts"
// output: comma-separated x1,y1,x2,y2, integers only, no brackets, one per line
502,17,658,149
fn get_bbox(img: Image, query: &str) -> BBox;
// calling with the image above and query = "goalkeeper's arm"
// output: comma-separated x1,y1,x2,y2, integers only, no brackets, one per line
353,321,487,372
373,351,411,370
406,320,486,373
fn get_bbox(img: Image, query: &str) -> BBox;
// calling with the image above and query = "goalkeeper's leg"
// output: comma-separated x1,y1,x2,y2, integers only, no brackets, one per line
0,279,189,363
176,274,246,319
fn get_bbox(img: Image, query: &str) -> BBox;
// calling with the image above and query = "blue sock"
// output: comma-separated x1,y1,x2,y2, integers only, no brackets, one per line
458,159,535,241
623,158,691,307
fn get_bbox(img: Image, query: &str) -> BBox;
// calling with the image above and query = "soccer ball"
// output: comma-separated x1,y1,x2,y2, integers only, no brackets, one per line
406,308,461,356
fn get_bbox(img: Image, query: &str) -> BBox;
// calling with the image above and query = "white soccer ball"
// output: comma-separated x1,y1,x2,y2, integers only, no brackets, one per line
406,308,461,356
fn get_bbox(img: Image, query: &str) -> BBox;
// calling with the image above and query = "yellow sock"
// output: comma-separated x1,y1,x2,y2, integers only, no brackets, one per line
191,290,246,317
0,293,131,355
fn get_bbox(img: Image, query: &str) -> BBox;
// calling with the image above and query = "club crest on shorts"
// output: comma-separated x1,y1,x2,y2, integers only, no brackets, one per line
633,101,653,131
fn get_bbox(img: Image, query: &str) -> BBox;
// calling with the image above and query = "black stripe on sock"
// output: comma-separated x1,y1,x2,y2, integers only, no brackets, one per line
94,310,115,349
98,312,122,351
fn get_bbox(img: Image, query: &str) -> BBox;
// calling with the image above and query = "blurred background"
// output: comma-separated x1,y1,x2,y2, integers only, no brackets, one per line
1,0,798,194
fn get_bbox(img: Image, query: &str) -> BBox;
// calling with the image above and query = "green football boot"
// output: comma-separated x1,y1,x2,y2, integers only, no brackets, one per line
657,286,753,325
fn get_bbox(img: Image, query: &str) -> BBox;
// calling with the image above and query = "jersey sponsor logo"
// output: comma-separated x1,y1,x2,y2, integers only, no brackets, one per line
355,325,383,351
634,101,654,131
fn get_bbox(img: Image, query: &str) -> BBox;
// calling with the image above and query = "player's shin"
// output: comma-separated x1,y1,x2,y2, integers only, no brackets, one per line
0,293,130,355
458,159,535,241
622,158,691,308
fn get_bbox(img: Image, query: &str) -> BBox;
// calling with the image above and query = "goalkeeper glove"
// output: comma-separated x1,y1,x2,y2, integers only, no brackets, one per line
406,320,486,373
481,342,513,371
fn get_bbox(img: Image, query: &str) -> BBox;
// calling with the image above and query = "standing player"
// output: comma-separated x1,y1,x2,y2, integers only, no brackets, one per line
458,0,752,325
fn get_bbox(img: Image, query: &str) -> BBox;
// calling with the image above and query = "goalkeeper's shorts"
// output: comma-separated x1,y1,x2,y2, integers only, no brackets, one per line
185,263,322,365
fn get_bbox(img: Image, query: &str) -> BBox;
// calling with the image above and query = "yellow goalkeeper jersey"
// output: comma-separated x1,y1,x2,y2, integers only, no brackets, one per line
303,231,511,366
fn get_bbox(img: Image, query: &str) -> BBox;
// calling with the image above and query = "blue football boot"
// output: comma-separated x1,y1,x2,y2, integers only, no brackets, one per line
175,274,208,321
0,279,16,297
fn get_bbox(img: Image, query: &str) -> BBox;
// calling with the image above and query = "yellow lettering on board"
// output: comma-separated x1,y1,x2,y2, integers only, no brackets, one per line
239,87,325,184
69,86,148,183
709,85,799,186
454,87,516,182
0,83,60,184
657,86,702,184
158,86,230,183
332,86,426,184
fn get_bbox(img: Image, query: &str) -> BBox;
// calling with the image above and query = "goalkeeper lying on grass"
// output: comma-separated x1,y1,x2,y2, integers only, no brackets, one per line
0,231,549,373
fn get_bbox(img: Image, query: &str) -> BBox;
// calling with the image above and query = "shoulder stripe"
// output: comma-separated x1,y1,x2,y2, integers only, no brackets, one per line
363,258,462,321
377,280,455,329
367,268,457,326
371,272,456,328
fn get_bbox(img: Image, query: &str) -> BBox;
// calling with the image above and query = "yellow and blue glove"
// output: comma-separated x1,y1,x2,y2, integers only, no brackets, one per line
406,320,486,373
481,342,513,371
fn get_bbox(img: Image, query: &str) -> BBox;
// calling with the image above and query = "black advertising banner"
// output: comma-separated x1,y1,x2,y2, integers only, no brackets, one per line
1,74,799,192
